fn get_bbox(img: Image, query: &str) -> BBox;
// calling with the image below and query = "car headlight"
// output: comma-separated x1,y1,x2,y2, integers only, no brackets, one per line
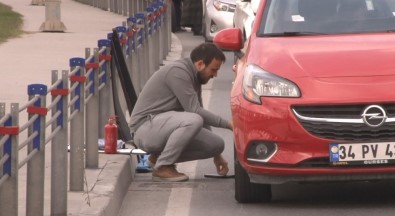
213,0,235,12
242,64,301,104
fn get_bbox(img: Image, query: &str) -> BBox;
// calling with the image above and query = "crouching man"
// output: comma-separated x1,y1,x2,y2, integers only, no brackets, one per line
129,43,233,182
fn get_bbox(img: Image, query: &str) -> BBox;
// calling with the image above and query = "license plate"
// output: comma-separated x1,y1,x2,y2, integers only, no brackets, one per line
329,142,395,165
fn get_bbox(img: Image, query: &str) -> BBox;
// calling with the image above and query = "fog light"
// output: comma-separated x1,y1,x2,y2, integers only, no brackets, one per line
246,141,277,163
256,144,268,156
210,24,218,33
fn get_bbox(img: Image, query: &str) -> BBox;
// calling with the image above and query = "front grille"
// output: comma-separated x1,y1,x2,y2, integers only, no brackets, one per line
292,104,395,141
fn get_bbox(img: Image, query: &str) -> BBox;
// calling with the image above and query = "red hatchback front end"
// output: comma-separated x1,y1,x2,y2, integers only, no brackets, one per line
214,0,395,203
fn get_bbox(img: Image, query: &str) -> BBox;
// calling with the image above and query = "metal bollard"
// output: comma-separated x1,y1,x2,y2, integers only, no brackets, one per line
167,0,172,51
0,103,19,216
98,40,113,138
129,0,138,15
115,26,128,56
85,48,100,168
50,70,69,216
26,84,47,216
69,57,86,191
136,15,147,88
123,0,128,16
127,17,142,94
147,7,157,76
158,1,166,64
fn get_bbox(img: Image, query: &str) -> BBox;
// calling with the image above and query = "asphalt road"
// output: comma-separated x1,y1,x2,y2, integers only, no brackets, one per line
117,31,395,216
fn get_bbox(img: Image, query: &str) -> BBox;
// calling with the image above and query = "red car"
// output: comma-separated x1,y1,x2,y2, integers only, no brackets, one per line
214,0,395,203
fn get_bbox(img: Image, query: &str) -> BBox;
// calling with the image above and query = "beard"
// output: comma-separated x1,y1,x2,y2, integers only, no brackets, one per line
197,71,209,84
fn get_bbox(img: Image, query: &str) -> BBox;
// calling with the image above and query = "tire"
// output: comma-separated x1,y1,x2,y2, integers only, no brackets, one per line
192,24,203,36
234,146,272,203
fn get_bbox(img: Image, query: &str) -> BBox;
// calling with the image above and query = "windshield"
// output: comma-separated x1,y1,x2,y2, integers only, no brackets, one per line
259,0,395,36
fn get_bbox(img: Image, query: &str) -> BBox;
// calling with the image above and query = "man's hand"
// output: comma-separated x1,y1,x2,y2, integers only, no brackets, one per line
213,155,229,176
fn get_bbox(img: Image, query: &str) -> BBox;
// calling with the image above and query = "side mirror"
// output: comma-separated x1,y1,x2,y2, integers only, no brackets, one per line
213,28,243,51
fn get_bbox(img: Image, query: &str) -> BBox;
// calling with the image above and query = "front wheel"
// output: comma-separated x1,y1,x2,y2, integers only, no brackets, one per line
234,148,272,203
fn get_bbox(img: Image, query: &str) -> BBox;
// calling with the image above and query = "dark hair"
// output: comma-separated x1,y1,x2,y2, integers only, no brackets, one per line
190,43,226,65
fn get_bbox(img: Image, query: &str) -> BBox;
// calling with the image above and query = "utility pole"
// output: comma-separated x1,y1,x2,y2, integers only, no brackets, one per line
39,0,67,32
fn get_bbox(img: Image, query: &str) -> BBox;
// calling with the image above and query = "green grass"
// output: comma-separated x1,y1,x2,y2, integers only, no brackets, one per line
0,3,23,44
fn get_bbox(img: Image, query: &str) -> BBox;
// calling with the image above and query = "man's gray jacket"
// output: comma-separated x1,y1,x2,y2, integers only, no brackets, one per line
129,58,230,132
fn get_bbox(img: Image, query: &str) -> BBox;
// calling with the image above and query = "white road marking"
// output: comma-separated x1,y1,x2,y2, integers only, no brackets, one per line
165,83,213,216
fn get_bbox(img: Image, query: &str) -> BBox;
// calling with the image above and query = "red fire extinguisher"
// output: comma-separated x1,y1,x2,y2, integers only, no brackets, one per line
104,116,118,154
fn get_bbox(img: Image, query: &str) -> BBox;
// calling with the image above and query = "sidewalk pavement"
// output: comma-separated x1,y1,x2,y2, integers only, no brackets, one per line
0,0,182,215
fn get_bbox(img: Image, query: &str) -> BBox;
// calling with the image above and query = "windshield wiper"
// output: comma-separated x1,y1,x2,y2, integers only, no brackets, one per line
261,31,328,37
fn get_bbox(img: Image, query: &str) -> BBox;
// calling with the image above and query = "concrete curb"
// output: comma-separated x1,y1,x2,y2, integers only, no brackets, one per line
78,155,137,216
165,33,184,62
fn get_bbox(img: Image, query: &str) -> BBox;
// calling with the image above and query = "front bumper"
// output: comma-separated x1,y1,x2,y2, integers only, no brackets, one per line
250,172,395,184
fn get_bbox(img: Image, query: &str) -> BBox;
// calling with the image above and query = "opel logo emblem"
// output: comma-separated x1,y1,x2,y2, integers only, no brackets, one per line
361,105,387,127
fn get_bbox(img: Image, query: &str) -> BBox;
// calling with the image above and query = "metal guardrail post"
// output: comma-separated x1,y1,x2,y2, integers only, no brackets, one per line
102,0,109,10
143,0,149,9
152,3,162,68
123,0,128,15
167,0,172,51
135,16,146,90
158,1,165,64
146,7,156,77
85,49,100,168
149,4,158,70
121,0,124,14
129,0,137,15
135,12,150,86
26,84,47,216
0,103,4,214
115,26,128,56
69,57,86,191
97,0,101,9
163,0,170,58
98,40,113,138
114,0,119,14
109,0,114,12
137,0,142,11
0,103,3,180
127,17,142,94
0,103,19,216
31,0,45,5
50,70,69,216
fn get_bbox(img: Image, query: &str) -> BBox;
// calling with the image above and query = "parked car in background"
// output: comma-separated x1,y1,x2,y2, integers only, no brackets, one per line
203,0,236,41
233,0,260,41
214,0,395,203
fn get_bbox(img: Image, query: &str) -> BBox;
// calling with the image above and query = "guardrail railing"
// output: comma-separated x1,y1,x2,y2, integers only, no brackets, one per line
0,0,172,215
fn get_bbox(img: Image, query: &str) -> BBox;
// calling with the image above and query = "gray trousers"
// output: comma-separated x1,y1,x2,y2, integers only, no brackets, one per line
133,111,225,169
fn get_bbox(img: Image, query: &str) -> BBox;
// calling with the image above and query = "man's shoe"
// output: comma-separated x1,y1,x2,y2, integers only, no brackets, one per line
147,154,158,168
152,165,189,182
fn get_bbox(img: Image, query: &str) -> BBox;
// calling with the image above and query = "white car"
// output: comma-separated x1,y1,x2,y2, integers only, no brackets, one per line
203,0,236,41
233,0,260,41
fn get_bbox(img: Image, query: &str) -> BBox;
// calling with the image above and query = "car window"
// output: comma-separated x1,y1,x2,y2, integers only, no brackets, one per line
258,0,395,35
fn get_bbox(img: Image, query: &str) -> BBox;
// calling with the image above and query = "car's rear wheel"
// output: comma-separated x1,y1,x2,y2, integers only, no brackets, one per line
234,146,272,203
